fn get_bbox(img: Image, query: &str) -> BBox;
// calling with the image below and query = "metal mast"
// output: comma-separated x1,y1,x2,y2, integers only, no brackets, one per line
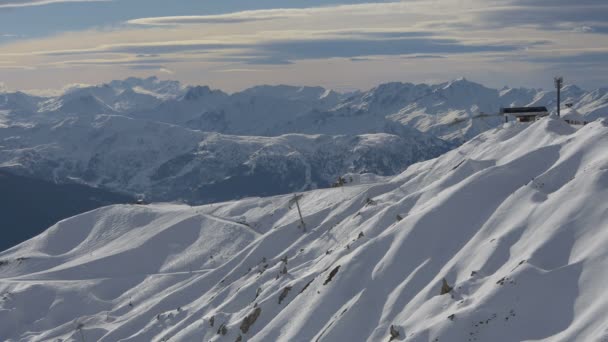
289,194,306,232
554,76,563,117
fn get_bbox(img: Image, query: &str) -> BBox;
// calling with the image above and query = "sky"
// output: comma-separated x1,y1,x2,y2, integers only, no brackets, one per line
0,0,607,93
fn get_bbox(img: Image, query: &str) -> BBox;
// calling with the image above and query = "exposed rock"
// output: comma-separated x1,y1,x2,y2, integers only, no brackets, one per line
217,323,228,335
278,286,293,304
324,266,341,285
240,307,262,334
440,278,453,295
389,325,400,341
299,278,315,294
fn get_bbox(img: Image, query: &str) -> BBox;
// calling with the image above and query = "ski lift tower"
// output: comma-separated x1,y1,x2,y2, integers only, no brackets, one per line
288,194,306,232
554,76,563,117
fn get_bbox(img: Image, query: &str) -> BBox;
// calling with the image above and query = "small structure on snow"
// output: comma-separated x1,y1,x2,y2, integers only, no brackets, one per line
561,108,589,126
501,106,549,123
134,196,148,205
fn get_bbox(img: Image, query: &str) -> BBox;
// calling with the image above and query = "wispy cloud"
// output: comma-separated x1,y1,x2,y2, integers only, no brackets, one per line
0,64,36,70
126,4,422,26
38,41,237,56
0,0,607,90
19,31,529,66
473,0,608,32
127,64,173,74
525,50,608,66
0,0,111,8
128,11,301,26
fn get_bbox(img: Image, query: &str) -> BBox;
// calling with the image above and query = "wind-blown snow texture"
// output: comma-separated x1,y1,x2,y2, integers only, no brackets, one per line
2,116,607,341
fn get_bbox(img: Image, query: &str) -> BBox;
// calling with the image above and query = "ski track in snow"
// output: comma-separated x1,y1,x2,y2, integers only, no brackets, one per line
1,117,608,341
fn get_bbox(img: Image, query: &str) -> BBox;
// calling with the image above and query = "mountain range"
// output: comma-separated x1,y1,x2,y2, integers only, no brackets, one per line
1,76,607,203
0,77,607,251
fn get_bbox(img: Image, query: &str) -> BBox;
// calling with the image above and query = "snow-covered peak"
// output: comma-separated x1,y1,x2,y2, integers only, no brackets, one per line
44,93,116,116
438,77,486,90
108,76,185,99
2,77,607,142
182,85,228,101
0,91,43,112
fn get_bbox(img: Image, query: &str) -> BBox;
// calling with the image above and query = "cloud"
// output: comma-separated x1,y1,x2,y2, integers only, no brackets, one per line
242,36,525,64
474,0,608,32
212,68,262,73
0,0,111,8
402,55,446,59
40,41,237,56
126,4,419,26
56,57,180,66
50,57,181,76
525,51,608,66
127,64,173,74
127,11,299,26
25,28,531,66
0,0,607,90
572,26,594,33
22,82,92,96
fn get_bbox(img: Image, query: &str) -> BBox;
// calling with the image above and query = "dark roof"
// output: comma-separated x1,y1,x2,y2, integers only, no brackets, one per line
501,106,548,114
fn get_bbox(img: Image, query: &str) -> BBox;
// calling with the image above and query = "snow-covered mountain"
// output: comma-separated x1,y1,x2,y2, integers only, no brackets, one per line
1,77,607,205
35,77,182,118
330,78,607,143
0,114,448,204
123,79,607,141
6,77,606,140
2,116,607,341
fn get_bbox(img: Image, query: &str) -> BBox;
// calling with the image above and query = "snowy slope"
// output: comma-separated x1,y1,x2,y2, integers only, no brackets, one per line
0,170,132,252
2,115,607,341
